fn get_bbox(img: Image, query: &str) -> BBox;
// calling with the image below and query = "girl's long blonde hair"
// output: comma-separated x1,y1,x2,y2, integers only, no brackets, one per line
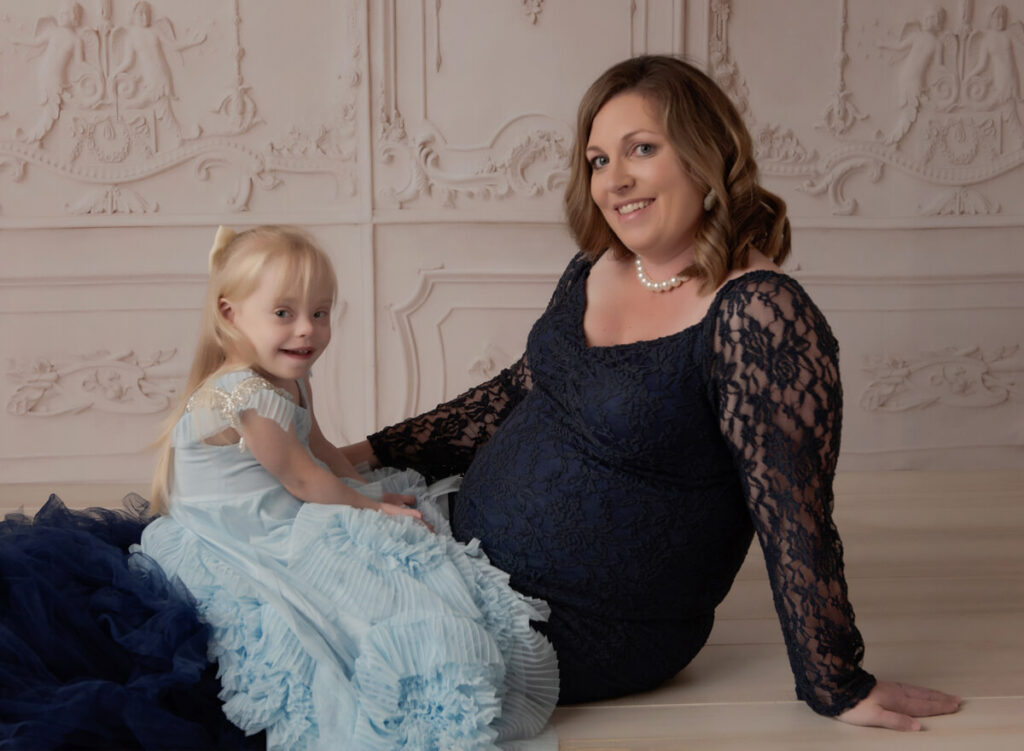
150,225,337,514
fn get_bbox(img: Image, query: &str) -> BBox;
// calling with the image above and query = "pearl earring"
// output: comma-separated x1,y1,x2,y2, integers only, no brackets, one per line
703,189,717,212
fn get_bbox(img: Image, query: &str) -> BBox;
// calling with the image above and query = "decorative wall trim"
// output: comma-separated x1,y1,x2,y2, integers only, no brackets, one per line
376,0,571,210
7,349,179,416
378,114,571,208
861,345,1023,412
388,269,557,416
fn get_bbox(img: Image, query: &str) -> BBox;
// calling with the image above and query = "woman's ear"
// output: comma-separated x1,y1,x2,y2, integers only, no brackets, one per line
218,297,234,323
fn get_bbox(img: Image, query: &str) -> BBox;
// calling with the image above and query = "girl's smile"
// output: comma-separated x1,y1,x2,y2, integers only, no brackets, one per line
220,266,333,388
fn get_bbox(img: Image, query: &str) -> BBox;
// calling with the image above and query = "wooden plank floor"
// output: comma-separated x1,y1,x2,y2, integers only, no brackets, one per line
551,471,1024,749
3,471,1022,748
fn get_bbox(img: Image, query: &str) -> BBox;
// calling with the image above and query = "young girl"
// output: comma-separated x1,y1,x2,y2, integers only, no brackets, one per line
139,226,558,750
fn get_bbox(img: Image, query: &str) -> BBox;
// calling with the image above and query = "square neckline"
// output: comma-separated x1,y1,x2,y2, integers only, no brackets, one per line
575,256,787,352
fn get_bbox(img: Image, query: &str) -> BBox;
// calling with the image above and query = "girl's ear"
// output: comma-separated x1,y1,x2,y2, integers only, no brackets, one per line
218,297,234,323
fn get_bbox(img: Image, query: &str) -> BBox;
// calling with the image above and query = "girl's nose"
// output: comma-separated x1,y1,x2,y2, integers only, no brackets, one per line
294,315,314,336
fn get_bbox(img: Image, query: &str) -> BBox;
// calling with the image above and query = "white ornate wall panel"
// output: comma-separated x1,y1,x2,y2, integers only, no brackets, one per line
0,0,366,226
370,0,685,220
373,223,576,426
1,1,1022,491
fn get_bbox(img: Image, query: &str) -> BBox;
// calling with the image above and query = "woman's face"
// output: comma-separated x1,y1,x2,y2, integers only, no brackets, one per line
585,91,704,264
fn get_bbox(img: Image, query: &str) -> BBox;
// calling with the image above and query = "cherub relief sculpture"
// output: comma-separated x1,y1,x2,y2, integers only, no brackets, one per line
877,3,1024,149
879,6,954,145
110,1,204,139
14,1,94,143
966,4,1024,106
10,1,205,149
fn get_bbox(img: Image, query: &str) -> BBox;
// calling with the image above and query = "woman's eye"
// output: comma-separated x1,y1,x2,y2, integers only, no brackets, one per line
589,155,609,170
634,143,655,156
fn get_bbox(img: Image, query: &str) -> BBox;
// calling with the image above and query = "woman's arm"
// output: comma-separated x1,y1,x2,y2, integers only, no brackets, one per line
709,273,959,728
365,355,533,482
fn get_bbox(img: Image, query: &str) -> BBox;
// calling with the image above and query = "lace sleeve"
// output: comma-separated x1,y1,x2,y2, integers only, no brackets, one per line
367,356,533,482
368,252,587,482
708,272,876,716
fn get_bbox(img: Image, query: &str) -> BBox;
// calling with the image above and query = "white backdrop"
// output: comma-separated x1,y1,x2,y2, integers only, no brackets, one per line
1,0,1022,486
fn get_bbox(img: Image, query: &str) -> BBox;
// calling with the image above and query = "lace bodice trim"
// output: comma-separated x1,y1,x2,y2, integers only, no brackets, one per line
179,371,299,452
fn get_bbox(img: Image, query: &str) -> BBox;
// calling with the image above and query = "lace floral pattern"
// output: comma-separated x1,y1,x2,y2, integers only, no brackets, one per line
369,253,875,715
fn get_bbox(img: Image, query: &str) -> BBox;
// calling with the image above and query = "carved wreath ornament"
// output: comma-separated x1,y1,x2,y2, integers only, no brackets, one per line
6,349,178,417
860,345,1023,411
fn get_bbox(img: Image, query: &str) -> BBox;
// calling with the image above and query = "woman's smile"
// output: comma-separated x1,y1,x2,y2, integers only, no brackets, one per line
586,91,704,268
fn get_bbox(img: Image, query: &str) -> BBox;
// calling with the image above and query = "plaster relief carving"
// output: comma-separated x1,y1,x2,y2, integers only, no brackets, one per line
521,0,545,25
710,0,1024,218
7,349,178,417
817,0,867,137
861,345,1023,411
66,183,156,214
379,113,570,209
468,344,514,380
0,0,361,217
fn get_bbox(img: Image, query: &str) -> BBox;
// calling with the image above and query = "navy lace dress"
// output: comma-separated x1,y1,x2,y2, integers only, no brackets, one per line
369,252,877,716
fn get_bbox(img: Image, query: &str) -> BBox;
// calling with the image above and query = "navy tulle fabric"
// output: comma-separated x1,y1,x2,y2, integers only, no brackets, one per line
369,252,877,716
0,495,262,750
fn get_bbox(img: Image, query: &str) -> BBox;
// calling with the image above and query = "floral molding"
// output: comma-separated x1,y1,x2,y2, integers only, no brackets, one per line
860,344,1023,411
7,349,178,416
710,0,1024,219
0,0,361,220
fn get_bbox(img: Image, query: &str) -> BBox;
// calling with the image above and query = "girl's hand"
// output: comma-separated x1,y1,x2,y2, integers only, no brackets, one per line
381,492,417,507
837,680,962,731
378,502,433,531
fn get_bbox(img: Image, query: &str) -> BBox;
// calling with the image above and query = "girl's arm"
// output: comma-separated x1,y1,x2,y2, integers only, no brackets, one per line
303,379,416,508
238,408,422,522
303,377,365,481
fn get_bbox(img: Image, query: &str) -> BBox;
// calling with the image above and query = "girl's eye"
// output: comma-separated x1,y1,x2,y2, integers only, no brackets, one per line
274,310,291,318
634,143,655,156
313,311,328,319
589,154,609,170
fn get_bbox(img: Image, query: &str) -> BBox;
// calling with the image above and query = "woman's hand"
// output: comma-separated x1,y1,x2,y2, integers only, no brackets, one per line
837,680,962,731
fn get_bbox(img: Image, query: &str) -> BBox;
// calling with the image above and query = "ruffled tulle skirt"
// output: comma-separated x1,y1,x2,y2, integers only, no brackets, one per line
140,468,559,751
0,494,262,750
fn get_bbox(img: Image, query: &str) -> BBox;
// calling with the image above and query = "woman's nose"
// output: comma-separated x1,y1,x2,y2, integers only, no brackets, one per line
607,160,633,193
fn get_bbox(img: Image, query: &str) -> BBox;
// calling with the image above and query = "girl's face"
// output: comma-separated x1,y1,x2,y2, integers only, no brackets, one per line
585,91,704,265
220,265,333,388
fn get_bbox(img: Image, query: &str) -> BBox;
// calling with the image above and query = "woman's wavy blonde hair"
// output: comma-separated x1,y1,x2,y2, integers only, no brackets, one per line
564,55,790,292
149,225,336,514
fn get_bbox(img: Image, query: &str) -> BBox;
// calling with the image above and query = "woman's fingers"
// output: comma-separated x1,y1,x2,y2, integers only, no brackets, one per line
838,680,962,731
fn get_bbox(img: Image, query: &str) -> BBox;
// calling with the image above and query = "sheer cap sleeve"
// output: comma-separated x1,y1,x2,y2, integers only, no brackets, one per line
367,252,589,481
707,271,876,716
175,369,297,450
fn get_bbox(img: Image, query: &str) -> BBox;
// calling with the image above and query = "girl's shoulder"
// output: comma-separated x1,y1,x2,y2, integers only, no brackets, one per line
183,369,299,439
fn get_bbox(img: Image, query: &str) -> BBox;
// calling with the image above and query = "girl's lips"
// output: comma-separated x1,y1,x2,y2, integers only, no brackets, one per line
281,348,314,358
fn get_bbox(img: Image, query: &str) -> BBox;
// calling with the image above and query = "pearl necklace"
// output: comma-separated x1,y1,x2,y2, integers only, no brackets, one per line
634,256,689,292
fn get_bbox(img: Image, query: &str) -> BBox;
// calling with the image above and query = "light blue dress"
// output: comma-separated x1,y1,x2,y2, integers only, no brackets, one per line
139,369,558,751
